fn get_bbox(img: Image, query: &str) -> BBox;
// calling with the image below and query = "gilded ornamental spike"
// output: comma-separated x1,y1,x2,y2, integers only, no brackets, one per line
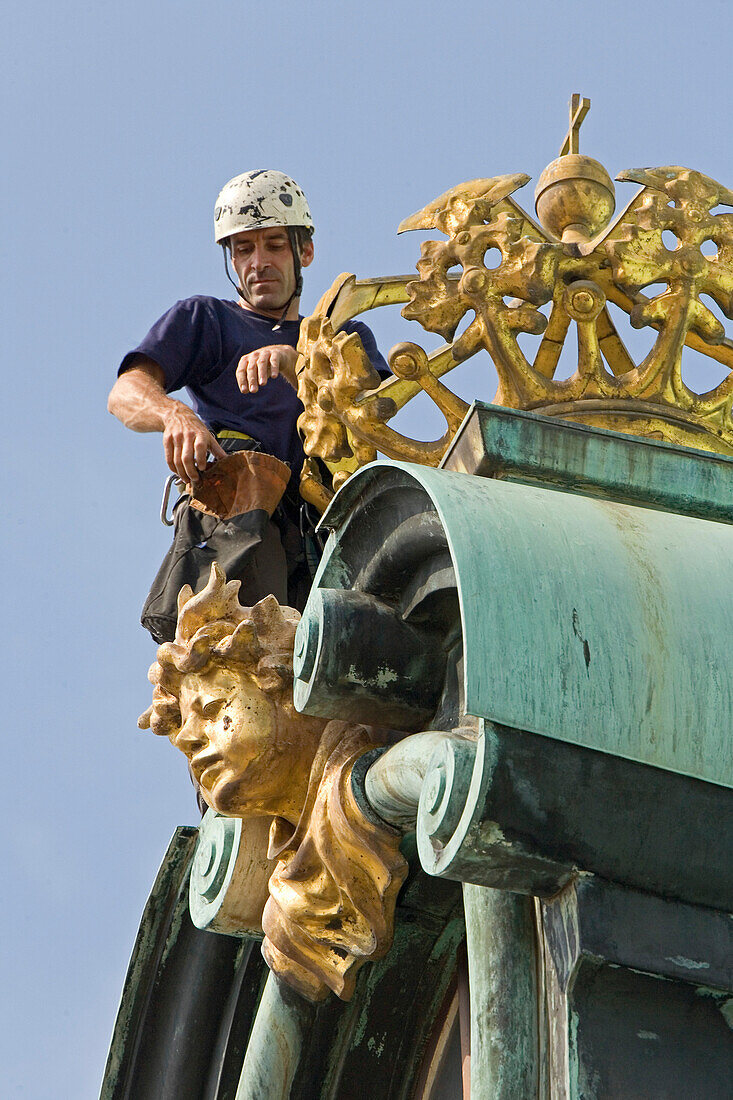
297,96,733,509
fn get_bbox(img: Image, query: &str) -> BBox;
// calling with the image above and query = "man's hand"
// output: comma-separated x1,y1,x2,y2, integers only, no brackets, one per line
236,345,298,394
108,360,226,484
161,403,226,484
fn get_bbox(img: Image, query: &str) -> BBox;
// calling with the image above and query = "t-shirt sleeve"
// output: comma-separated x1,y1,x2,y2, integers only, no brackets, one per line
117,297,222,393
345,320,391,380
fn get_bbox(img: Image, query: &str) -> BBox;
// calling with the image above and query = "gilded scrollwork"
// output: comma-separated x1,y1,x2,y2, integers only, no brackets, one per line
295,278,470,504
297,301,385,494
605,167,733,419
295,103,733,506
140,564,407,1001
400,175,560,408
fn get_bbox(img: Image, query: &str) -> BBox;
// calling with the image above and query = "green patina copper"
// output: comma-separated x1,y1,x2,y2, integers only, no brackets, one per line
235,975,309,1100
446,401,733,525
462,884,539,1100
320,411,733,790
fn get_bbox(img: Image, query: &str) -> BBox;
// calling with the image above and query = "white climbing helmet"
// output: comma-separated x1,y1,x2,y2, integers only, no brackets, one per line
214,169,314,244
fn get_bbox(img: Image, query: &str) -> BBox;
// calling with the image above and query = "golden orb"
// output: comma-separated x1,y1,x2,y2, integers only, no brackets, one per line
535,154,615,243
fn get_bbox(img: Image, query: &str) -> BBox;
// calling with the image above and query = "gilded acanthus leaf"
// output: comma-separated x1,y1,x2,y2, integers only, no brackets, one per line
607,167,733,344
398,173,530,236
297,313,384,467
401,175,559,409
296,273,474,507
403,205,558,353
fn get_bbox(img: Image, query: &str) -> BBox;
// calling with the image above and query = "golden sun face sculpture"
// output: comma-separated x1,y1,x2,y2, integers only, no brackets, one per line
139,564,406,1002
296,100,733,510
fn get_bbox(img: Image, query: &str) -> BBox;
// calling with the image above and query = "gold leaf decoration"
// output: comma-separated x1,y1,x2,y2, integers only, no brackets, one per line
296,152,733,510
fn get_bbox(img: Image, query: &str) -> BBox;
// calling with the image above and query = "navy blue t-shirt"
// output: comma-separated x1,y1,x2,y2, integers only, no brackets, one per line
118,296,389,477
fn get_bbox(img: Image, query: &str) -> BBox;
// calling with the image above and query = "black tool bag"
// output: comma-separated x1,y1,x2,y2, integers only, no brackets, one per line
141,497,290,644
141,436,307,644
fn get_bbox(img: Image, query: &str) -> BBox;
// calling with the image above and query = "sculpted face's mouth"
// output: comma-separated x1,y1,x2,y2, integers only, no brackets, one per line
191,750,224,786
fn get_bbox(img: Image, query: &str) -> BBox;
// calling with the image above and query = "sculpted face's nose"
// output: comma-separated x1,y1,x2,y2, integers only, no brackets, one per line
174,718,207,754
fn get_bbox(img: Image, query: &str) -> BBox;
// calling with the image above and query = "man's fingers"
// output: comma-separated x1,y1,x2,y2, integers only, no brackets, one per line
165,431,200,483
236,354,257,393
235,356,248,391
164,434,177,477
162,406,227,481
169,436,187,483
237,350,284,393
209,435,227,460
181,441,201,485
248,358,260,392
258,353,273,386
193,434,209,474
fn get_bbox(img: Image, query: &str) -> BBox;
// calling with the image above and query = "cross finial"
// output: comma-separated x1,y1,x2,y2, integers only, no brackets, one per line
560,93,590,157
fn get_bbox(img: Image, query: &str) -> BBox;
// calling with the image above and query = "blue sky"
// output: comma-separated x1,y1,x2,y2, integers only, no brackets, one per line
4,1,732,1095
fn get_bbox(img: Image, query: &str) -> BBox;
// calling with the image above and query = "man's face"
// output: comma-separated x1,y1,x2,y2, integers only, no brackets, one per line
228,227,313,317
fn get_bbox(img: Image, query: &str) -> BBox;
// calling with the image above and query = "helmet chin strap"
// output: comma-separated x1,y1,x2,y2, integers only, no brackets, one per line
273,228,303,331
221,229,303,330
222,244,247,301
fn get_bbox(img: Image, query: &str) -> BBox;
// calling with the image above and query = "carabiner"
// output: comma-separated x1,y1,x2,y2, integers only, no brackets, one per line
160,474,181,527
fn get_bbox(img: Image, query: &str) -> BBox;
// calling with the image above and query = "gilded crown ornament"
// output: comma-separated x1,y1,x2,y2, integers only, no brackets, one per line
296,94,733,509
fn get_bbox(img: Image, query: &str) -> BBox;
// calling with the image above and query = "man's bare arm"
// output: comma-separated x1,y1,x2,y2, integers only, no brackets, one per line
107,357,225,483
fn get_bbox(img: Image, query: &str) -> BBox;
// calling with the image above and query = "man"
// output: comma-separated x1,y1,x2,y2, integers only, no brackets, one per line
108,170,388,639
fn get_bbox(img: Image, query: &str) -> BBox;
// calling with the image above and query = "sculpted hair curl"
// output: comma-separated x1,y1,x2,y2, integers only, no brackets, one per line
138,563,299,738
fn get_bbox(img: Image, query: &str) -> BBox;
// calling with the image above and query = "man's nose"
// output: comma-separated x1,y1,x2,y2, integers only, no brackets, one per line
251,243,270,269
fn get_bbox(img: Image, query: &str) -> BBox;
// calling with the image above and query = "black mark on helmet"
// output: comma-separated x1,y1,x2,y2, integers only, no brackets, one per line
279,194,293,206
238,201,265,218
